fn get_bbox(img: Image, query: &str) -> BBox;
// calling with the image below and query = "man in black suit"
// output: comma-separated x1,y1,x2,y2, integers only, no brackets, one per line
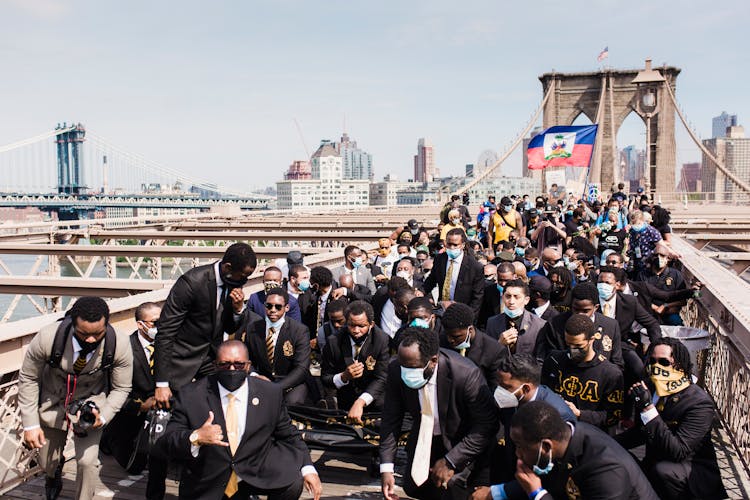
440,303,503,390
535,282,624,369
472,402,658,500
423,228,485,318
616,338,726,500
477,262,516,328
298,266,334,339
380,327,498,500
486,280,546,359
527,275,559,322
102,302,168,499
242,288,311,405
371,276,410,331
159,340,322,500
393,256,425,291
155,243,256,408
321,300,390,422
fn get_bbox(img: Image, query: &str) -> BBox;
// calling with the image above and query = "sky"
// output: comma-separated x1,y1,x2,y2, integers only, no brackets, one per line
1,0,748,191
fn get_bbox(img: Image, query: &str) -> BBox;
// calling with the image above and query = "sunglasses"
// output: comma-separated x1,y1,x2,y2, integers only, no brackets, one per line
216,361,249,371
649,357,671,367
265,303,285,311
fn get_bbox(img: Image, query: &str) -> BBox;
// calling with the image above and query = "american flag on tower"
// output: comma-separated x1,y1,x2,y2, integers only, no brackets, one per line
597,46,609,62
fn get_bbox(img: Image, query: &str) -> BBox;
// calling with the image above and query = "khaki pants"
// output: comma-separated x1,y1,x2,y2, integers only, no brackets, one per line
38,426,103,500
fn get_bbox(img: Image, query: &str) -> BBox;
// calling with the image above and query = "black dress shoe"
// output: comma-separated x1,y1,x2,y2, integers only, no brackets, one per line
45,475,62,500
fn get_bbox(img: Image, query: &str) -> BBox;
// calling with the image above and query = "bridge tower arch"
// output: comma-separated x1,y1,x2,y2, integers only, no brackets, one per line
539,60,680,196
55,122,86,195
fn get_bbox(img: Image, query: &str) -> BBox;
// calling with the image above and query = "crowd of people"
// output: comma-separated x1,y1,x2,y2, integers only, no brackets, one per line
17,183,727,500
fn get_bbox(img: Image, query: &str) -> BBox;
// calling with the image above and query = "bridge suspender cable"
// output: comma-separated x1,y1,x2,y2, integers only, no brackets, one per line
663,81,750,194
451,84,553,197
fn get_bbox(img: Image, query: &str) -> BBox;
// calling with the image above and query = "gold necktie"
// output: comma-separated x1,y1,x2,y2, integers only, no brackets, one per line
73,350,88,374
354,343,362,359
459,348,466,357
145,344,155,375
266,327,276,366
442,259,455,302
603,302,612,317
411,386,434,486
224,393,239,497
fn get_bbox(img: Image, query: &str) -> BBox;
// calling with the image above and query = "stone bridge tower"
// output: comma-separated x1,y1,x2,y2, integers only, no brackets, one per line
538,60,680,196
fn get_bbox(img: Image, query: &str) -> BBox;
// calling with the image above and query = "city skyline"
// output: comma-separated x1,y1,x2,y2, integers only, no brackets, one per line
1,1,748,190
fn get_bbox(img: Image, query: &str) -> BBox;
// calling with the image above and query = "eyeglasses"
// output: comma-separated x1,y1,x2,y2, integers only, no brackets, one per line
649,357,672,367
216,361,249,371
484,275,496,279
265,303,284,311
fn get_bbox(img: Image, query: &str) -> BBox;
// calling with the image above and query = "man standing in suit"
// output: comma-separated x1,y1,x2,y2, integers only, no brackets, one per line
242,288,311,405
535,282,624,369
154,243,257,408
380,327,497,500
485,280,546,359
423,228,485,318
101,301,168,500
321,300,390,422
440,303,503,390
19,297,133,500
616,337,726,499
298,266,335,339
477,262,516,329
472,402,658,500
331,245,377,295
159,340,322,500
527,275,559,322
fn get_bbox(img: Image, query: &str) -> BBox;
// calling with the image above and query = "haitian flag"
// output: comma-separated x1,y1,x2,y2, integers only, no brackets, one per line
527,125,598,170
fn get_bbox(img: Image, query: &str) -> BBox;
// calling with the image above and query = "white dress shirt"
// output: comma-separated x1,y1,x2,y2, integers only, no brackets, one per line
533,301,550,318
446,252,464,301
380,299,402,338
380,363,440,474
137,332,154,362
332,336,374,406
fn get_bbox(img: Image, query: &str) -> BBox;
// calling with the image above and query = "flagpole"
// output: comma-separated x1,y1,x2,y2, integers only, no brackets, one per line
581,124,599,201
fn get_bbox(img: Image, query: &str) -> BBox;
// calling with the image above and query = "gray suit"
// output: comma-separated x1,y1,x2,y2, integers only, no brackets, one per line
331,264,377,294
485,309,546,359
18,321,132,500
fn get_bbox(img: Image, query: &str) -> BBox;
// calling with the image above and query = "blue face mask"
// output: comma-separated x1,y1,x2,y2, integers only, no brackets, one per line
597,282,615,301
400,365,429,389
496,284,504,296
533,443,554,476
503,305,524,319
410,318,430,329
515,247,525,257
351,257,363,268
298,279,310,292
631,223,646,233
265,316,284,330
446,248,462,260
455,328,471,350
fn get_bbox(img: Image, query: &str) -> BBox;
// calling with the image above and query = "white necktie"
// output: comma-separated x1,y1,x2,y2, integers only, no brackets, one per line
411,386,433,486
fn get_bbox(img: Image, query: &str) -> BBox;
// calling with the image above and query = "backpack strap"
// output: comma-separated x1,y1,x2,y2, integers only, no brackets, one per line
48,317,74,369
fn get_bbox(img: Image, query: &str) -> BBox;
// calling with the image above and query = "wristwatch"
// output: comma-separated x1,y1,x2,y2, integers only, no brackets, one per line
189,431,200,446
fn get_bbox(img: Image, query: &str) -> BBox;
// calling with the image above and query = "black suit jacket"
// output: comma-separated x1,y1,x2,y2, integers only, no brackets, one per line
155,264,241,388
423,253,485,317
608,292,661,346
298,290,329,337
615,383,724,498
243,317,311,391
440,330,504,390
535,312,624,369
626,280,696,320
159,375,312,499
320,326,390,410
379,349,498,472
485,310,546,359
539,304,560,322
477,283,501,329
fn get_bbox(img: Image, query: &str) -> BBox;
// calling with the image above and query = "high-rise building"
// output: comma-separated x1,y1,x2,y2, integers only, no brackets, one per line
284,160,311,180
702,126,750,202
414,138,435,182
277,140,369,210
678,162,701,193
712,112,738,139
619,145,646,193
336,133,373,180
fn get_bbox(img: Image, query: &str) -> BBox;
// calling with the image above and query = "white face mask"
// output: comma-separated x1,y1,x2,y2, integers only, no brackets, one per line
493,385,523,408
138,321,157,341
396,270,412,280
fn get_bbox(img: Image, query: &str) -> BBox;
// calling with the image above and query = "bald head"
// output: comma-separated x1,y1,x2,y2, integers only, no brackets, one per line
339,274,355,290
216,340,249,362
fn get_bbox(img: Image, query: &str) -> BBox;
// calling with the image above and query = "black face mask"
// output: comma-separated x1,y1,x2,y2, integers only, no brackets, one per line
216,370,247,392
223,275,248,289
76,336,103,356
568,346,588,364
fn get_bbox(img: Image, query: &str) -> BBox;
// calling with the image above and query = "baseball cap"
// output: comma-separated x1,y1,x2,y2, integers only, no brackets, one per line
286,250,304,266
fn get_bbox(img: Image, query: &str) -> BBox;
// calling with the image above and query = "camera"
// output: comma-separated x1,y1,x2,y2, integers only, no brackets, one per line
67,399,99,437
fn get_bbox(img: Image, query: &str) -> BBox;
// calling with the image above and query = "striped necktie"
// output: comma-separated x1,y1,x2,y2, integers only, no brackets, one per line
145,343,155,375
442,259,456,302
224,393,239,497
266,327,276,366
73,352,88,374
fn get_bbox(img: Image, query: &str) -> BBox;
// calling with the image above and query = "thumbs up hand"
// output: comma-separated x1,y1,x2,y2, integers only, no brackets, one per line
193,411,229,447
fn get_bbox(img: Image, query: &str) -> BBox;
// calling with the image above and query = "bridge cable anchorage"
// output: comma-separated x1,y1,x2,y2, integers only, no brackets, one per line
85,132,274,200
664,81,750,194
450,84,553,197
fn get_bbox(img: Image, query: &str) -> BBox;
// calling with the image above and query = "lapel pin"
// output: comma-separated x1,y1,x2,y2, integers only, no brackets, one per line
252,397,260,406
